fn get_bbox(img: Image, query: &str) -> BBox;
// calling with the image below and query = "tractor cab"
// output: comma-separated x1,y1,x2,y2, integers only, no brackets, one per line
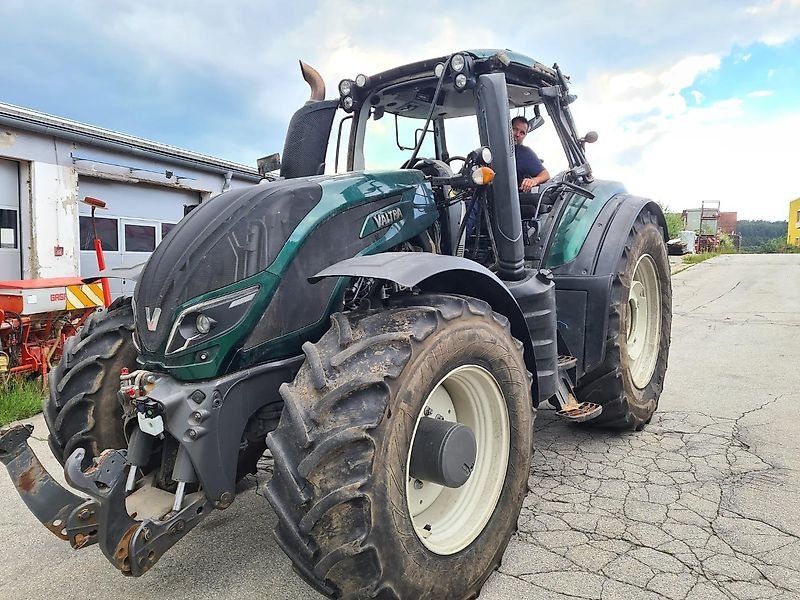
279,50,601,279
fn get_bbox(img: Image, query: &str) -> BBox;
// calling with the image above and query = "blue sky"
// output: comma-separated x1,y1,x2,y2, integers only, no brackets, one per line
683,40,798,113
1,0,799,220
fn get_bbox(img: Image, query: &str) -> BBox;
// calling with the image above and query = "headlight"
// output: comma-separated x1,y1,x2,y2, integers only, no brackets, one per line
450,54,465,73
195,313,213,334
165,286,259,355
342,95,354,111
454,73,468,90
480,147,493,165
434,62,445,78
355,74,368,88
339,79,353,96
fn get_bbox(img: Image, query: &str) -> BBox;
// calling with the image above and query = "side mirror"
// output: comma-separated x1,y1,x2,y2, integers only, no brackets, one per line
527,115,545,132
257,153,282,177
581,131,599,144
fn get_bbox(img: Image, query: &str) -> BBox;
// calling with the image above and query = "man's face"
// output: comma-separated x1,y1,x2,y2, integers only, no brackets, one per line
512,121,529,145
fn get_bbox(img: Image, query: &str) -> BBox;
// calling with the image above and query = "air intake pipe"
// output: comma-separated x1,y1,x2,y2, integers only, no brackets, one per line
475,73,525,281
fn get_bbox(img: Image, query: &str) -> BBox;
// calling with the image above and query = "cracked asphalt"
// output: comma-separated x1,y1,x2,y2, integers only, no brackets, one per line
484,254,800,600
1,254,798,599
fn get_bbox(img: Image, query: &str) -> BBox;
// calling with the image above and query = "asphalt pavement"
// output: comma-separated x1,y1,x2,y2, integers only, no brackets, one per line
1,254,798,599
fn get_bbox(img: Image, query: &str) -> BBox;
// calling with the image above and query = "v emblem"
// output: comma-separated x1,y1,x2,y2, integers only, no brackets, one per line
145,307,162,331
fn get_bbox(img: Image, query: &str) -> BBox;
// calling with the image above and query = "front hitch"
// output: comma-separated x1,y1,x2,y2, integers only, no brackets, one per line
0,424,99,548
0,423,212,576
65,445,213,576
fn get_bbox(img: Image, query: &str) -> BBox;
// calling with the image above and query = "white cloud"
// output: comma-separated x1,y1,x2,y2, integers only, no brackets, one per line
4,0,800,219
576,96,799,220
747,89,776,97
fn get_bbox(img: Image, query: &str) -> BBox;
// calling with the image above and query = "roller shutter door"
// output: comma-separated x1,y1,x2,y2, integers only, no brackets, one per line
0,159,21,280
78,177,201,297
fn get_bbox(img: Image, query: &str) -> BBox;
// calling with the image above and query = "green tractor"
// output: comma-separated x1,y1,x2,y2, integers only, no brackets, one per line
1,50,671,599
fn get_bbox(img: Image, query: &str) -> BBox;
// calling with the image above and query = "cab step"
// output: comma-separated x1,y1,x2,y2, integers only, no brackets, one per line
553,355,603,422
555,401,603,422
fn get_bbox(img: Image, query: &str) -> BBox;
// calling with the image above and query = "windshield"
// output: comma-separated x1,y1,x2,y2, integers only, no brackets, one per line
363,113,434,170
363,114,482,170
362,109,567,179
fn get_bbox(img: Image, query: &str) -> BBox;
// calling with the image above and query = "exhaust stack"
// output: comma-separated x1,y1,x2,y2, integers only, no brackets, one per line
300,61,325,102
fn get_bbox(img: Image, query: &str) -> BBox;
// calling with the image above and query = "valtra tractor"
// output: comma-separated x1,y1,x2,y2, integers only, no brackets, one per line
0,49,672,599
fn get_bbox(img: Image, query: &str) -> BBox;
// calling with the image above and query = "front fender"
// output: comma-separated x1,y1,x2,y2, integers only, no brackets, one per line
312,253,540,399
551,194,667,375
553,193,667,278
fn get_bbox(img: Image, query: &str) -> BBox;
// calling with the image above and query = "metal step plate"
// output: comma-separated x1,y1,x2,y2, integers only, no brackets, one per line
555,402,603,422
557,355,577,370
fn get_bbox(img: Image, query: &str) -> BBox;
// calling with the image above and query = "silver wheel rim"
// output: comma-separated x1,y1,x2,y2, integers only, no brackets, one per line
405,365,510,555
627,253,662,388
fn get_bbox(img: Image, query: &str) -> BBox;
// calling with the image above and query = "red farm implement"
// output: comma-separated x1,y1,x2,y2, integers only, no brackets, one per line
0,278,105,379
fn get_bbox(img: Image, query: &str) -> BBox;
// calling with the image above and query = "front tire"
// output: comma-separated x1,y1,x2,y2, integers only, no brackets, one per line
266,294,533,599
575,208,672,430
44,297,273,478
44,297,135,467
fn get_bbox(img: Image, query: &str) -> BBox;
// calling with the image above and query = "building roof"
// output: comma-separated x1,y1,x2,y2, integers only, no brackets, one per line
0,102,260,180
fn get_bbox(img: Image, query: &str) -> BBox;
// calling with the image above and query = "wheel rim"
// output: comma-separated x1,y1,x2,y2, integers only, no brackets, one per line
627,253,662,388
405,365,510,555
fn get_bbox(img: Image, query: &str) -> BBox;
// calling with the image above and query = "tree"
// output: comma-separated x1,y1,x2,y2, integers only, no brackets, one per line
665,212,684,239
738,220,788,250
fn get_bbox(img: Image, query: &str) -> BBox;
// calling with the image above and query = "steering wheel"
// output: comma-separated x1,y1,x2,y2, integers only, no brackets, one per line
402,157,435,170
444,155,467,173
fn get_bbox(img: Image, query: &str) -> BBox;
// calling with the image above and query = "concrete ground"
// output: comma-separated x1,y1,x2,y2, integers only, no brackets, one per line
669,254,690,275
1,253,798,599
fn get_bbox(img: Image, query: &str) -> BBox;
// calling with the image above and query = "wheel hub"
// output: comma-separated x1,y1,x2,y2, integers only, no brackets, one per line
405,365,509,555
409,417,477,488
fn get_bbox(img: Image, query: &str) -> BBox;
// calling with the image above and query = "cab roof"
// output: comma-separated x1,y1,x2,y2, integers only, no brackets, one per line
353,49,564,119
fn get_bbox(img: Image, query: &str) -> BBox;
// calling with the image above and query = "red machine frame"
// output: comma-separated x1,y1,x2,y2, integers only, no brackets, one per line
0,278,102,379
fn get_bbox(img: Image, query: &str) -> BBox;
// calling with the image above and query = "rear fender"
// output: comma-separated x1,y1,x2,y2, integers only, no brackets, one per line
311,253,538,395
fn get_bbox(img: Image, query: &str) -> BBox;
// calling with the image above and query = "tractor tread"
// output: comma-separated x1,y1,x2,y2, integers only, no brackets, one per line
44,300,136,466
266,293,532,599
575,207,672,430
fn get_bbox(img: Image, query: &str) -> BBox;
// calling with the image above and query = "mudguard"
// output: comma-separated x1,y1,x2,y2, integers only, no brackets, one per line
551,194,667,375
312,252,539,392
82,262,146,284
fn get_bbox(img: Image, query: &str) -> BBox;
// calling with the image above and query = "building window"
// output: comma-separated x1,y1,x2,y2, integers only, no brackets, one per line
125,224,156,252
79,216,119,251
0,208,17,249
161,222,177,240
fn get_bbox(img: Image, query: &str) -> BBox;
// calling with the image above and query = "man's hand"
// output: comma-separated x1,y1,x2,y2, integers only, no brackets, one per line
520,177,537,193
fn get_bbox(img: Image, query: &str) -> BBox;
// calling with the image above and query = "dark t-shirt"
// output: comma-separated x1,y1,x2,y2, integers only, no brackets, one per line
514,145,544,186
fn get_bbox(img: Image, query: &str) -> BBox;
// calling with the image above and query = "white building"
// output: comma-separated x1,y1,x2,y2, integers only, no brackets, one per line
0,102,262,295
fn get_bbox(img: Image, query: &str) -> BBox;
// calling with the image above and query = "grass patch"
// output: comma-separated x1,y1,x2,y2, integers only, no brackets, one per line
682,252,719,265
0,377,45,427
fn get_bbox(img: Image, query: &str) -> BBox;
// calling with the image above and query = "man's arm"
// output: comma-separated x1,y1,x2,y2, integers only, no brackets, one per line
517,146,550,193
521,168,550,193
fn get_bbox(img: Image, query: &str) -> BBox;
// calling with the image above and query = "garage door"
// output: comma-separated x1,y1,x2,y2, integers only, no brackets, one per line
78,177,201,297
0,159,21,280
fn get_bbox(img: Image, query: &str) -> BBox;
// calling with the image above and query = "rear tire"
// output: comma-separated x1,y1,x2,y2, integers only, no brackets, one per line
575,208,672,430
265,294,533,599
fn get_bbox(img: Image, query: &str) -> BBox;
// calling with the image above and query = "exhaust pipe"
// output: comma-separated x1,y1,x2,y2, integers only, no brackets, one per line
300,61,325,102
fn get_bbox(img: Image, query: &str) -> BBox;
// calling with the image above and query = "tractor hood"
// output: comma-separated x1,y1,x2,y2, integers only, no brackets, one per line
133,179,323,356
132,170,437,380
